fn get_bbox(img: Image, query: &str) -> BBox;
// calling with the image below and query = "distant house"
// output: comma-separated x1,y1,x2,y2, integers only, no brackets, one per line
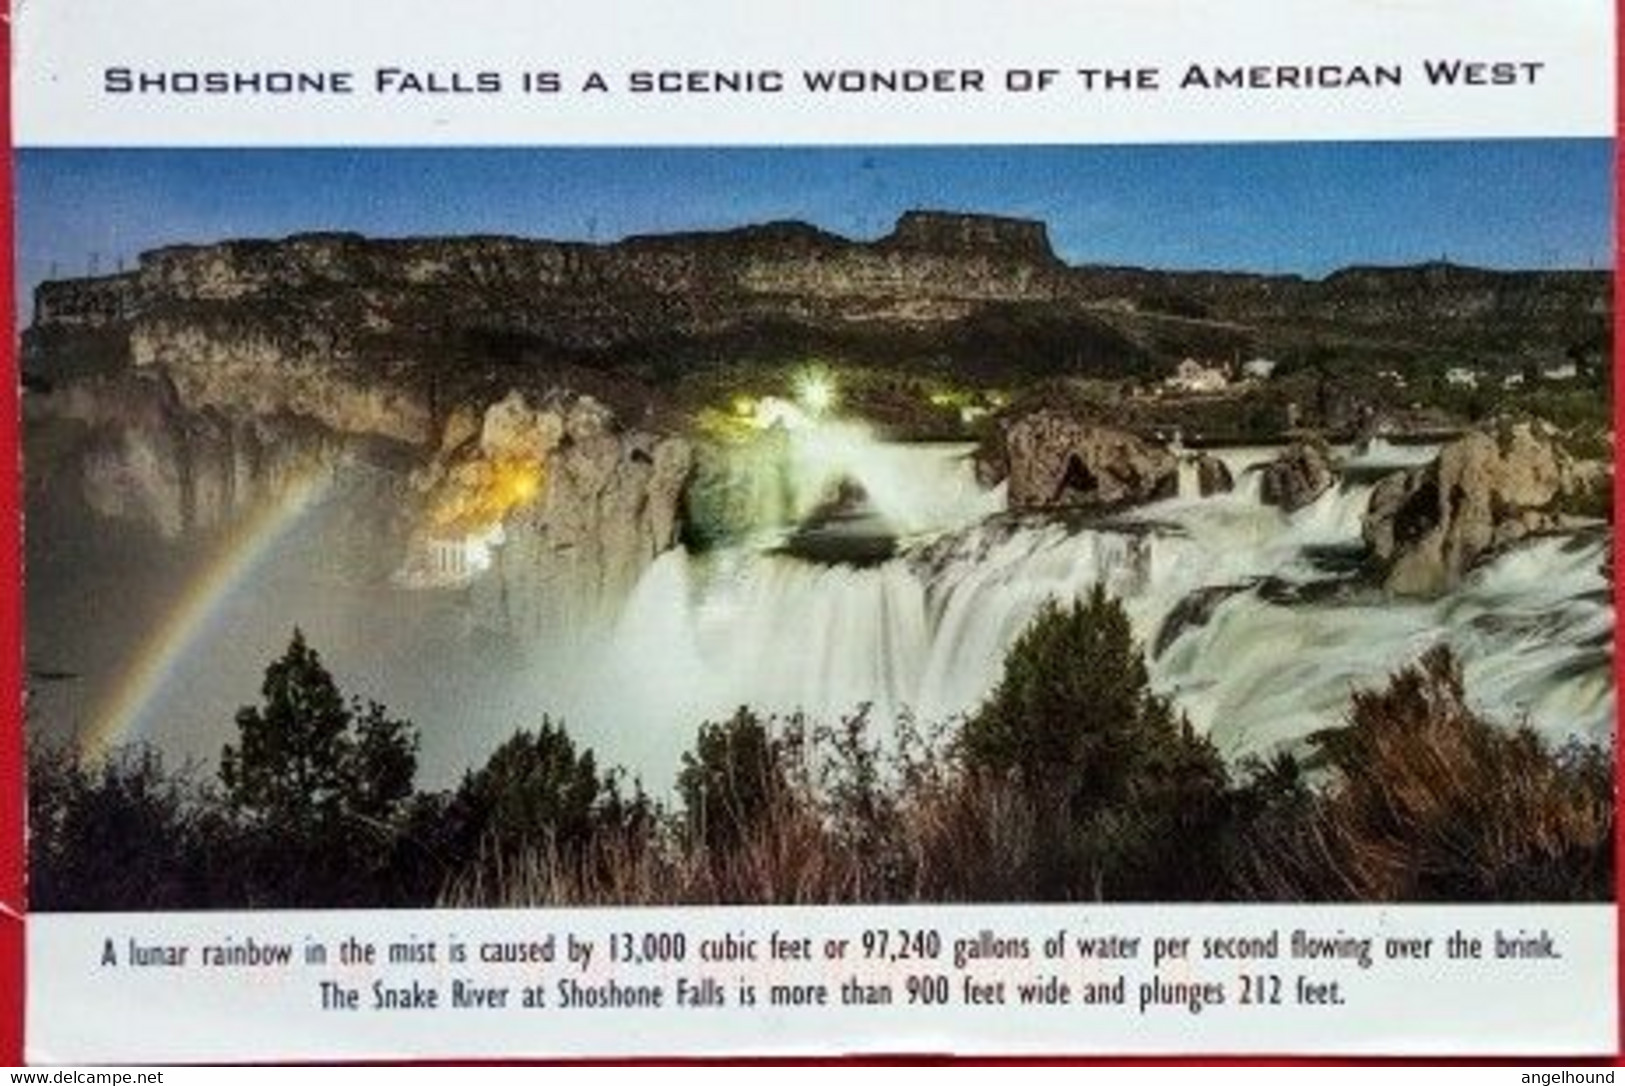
1502,372,1526,390
1241,358,1278,380
1444,367,1480,389
1540,362,1579,382
1165,358,1230,394
1376,369,1408,389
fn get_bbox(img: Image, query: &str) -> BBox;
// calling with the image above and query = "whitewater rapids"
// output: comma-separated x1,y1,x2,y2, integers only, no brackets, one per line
528,433,1612,783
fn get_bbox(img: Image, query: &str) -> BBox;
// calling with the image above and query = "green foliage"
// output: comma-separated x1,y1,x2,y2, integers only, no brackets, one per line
221,629,417,832
28,742,206,911
218,629,421,906
678,708,794,853
960,586,1229,899
448,719,649,866
961,586,1206,803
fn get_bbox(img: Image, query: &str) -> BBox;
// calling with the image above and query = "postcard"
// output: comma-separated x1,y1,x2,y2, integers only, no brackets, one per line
8,0,1617,1062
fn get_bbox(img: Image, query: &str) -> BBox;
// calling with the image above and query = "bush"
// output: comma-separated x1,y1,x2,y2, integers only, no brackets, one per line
1241,647,1614,901
445,719,650,873
677,708,796,854
28,742,207,911
959,586,1229,899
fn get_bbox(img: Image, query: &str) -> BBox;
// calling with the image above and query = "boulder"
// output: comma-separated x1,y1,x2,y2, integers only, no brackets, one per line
1259,439,1336,512
1003,410,1177,510
1194,452,1234,497
1362,422,1600,596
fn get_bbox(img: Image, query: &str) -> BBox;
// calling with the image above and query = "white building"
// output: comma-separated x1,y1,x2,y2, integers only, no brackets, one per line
1241,358,1278,380
393,524,506,589
1165,358,1230,394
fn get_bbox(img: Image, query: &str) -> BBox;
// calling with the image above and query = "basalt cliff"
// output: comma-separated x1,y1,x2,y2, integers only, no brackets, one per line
28,210,1608,420
24,211,1612,630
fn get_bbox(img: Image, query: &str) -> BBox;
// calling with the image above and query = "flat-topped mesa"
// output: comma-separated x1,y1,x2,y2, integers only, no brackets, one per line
881,211,1059,264
26,211,1056,336
25,211,1610,399
33,270,142,329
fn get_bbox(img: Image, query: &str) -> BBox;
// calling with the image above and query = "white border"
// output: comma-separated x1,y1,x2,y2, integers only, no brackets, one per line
12,0,1616,147
27,906,1619,1061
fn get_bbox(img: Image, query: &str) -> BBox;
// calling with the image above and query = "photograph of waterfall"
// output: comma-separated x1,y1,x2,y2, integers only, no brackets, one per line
18,141,1614,908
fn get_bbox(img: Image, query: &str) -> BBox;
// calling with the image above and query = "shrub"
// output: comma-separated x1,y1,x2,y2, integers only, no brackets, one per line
28,742,207,911
959,585,1229,899
677,707,796,854
1242,647,1614,901
445,719,650,870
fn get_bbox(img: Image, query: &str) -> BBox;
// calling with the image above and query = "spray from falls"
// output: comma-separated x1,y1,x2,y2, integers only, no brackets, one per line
503,424,1612,788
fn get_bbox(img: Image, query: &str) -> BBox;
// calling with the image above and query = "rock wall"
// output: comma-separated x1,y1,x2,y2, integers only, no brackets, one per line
31,375,692,642
32,370,351,540
129,318,433,445
454,393,692,639
29,211,1608,385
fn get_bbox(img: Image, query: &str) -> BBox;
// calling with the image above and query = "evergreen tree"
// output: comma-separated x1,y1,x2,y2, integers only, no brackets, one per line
960,585,1227,899
449,719,645,860
219,629,419,905
678,708,792,853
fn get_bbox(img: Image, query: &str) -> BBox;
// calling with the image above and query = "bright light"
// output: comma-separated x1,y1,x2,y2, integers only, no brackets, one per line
794,369,838,416
499,462,541,504
429,455,546,533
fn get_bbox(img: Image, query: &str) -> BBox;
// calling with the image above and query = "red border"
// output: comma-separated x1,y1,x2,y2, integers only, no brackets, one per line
1600,0,1625,1066
2,0,26,1065
0,2,1619,1067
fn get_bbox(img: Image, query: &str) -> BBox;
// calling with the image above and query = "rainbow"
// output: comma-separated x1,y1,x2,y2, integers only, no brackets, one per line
81,472,334,757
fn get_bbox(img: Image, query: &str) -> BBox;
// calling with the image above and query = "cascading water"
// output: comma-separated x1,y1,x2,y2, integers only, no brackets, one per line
510,418,1613,788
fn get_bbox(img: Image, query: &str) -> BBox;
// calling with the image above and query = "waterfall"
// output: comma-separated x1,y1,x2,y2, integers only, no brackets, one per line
511,429,1611,787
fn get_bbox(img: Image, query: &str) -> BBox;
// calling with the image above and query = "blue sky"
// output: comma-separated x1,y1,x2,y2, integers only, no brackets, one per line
16,141,1613,319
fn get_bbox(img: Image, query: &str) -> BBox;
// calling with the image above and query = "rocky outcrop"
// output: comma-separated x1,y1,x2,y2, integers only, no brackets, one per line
129,318,433,445
680,429,794,550
30,370,350,539
1194,453,1234,497
1003,411,1177,510
880,210,1059,263
1361,423,1606,596
26,213,1079,384
428,393,691,639
27,213,1609,392
1259,440,1336,512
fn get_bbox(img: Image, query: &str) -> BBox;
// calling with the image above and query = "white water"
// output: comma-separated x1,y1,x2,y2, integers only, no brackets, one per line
774,419,1004,536
505,428,1612,787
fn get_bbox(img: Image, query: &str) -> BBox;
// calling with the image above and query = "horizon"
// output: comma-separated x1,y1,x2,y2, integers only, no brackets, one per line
16,141,1614,320
30,205,1619,280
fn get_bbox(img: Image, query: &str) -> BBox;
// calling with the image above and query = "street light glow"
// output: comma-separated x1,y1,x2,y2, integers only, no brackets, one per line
795,369,837,416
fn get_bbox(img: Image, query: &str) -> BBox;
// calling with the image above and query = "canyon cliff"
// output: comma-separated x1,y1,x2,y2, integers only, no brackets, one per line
24,210,1612,632
28,210,1608,400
